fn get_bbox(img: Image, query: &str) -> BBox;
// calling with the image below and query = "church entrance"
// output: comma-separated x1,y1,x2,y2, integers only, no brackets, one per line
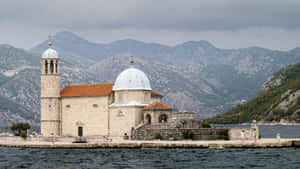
78,126,83,137
146,114,152,124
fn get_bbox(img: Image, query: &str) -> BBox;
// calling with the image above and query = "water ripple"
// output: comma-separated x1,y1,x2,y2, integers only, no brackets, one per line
0,147,300,169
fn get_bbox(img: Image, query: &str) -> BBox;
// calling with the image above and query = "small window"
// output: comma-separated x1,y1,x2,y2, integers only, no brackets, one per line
119,93,123,103
93,104,98,108
144,93,148,103
117,110,125,117
66,105,71,108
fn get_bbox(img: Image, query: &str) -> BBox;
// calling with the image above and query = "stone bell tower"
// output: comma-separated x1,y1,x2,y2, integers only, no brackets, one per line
40,35,61,136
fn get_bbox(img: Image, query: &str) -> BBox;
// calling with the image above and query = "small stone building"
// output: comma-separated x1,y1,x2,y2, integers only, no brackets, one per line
40,42,176,137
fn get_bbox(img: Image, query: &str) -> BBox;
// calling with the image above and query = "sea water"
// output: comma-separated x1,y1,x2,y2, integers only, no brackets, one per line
0,125,300,168
0,147,299,168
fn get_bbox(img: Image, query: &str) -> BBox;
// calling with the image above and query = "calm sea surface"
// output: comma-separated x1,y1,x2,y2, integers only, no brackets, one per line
0,147,299,169
0,125,300,168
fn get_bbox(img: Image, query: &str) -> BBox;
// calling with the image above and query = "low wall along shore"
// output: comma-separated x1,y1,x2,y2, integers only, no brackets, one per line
0,123,297,148
132,125,254,141
0,135,300,148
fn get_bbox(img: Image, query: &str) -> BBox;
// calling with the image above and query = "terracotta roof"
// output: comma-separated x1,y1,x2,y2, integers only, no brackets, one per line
144,102,173,110
60,83,114,97
151,91,163,97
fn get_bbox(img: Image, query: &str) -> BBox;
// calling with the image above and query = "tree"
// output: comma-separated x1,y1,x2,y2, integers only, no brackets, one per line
10,122,31,136
3,126,10,133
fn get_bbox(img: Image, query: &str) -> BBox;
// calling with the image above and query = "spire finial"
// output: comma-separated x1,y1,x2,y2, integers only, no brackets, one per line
48,33,52,47
130,56,134,68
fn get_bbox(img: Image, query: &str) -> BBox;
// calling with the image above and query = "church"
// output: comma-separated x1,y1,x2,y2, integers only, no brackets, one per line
40,41,173,137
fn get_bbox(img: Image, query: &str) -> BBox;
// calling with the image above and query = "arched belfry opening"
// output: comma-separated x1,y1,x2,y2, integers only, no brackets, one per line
50,60,54,73
55,62,58,73
159,114,168,123
45,60,48,74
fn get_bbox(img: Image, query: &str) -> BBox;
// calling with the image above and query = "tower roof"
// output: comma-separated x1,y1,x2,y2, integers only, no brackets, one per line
42,33,59,59
42,48,59,59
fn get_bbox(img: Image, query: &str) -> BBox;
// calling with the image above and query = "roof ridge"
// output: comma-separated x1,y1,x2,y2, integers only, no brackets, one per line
60,83,114,97
66,82,114,87
144,101,173,110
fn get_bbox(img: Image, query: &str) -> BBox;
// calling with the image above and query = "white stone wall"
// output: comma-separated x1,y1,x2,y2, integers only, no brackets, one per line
41,75,60,98
109,106,144,137
115,90,151,104
150,96,161,103
40,74,61,136
229,128,255,140
61,96,109,136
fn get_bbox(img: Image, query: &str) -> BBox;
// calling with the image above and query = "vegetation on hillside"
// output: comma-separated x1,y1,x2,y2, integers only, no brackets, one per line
207,63,300,124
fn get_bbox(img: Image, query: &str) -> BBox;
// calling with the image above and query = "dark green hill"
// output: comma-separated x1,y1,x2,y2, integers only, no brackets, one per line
207,63,300,124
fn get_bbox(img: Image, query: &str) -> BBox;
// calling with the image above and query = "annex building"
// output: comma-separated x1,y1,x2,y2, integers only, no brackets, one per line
40,41,173,137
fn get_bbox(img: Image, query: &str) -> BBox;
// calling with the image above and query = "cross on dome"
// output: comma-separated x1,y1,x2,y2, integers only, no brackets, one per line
48,33,53,47
42,33,59,58
130,56,134,68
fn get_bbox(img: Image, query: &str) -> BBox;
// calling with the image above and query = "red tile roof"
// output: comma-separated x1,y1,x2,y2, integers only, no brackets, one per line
151,91,163,97
60,83,114,97
60,82,163,98
144,102,173,110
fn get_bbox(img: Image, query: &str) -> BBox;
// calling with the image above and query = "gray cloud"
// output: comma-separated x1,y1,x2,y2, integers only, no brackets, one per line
1,0,300,30
1,0,300,50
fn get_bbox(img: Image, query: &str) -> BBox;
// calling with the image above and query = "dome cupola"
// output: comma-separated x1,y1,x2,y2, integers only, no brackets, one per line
42,48,58,58
113,67,151,91
42,34,58,59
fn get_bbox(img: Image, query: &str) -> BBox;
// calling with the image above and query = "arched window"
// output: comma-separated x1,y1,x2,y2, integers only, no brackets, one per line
159,114,168,123
145,114,152,124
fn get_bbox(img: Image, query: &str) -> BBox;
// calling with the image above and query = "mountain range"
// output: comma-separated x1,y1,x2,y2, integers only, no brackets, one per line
0,31,299,126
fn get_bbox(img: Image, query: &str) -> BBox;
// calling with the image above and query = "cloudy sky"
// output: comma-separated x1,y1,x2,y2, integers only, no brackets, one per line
0,0,300,50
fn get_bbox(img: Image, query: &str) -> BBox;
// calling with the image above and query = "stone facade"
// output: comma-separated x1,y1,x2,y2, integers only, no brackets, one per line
61,96,110,136
228,128,254,140
150,96,161,103
40,58,61,136
172,112,195,120
132,122,229,141
114,90,151,105
109,106,144,137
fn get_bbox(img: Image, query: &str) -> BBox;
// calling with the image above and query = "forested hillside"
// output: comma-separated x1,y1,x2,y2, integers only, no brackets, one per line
207,63,300,124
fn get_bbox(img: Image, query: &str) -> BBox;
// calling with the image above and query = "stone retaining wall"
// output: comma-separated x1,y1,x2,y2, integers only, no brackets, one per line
0,135,105,143
132,123,255,140
132,126,229,140
229,128,254,140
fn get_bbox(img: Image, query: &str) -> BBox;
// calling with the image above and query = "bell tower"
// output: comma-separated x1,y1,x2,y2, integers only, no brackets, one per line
40,35,61,136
